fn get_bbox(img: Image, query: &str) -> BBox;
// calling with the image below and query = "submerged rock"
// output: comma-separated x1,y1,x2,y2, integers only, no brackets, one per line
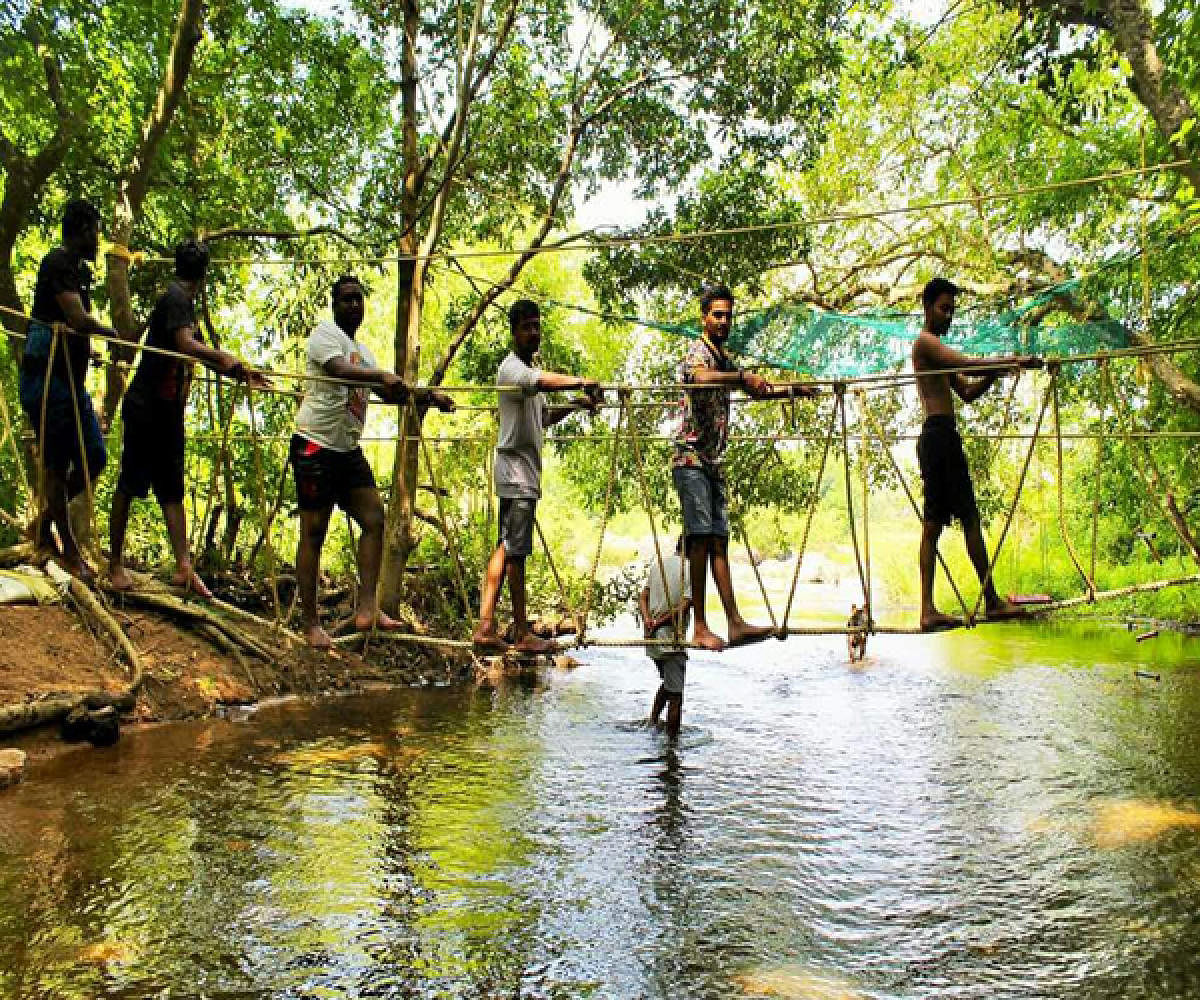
732,965,865,999
1090,798,1200,848
0,748,26,788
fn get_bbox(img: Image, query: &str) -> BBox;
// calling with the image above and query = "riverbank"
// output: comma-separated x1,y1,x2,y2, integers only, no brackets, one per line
0,578,471,741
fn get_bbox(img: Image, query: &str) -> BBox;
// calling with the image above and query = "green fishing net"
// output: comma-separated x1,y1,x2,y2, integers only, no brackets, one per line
721,278,1129,377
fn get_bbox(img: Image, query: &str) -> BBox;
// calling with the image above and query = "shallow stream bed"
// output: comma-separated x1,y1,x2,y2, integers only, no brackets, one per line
3,622,1200,998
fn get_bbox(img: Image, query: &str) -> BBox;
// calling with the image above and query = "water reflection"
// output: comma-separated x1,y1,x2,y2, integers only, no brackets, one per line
2,624,1200,998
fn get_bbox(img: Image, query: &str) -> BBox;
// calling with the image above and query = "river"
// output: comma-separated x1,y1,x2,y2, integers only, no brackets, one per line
3,622,1200,998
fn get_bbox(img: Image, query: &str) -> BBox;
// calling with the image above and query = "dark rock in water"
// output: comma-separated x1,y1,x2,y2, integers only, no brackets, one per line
87,707,120,747
61,705,120,747
60,706,89,743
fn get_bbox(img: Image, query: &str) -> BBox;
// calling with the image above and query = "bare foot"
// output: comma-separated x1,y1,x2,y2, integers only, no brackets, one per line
353,610,404,632
171,569,213,600
691,626,726,652
513,633,555,655
60,558,97,585
472,627,510,652
984,598,1022,621
727,622,776,647
920,610,962,632
109,565,135,591
306,625,333,649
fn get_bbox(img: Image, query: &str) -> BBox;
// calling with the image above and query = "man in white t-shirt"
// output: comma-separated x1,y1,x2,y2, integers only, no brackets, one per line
291,274,454,649
638,535,692,738
472,299,603,654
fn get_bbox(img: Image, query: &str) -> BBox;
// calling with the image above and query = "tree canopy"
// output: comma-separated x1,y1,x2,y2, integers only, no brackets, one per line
1,0,1198,621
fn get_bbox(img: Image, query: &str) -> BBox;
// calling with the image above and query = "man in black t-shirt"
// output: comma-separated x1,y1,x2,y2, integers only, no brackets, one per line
18,199,117,581
108,240,264,597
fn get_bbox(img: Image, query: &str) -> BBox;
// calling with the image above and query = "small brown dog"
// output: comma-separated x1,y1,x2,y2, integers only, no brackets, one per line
846,604,868,662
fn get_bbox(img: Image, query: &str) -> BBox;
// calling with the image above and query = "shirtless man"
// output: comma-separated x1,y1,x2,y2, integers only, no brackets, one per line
912,277,1042,631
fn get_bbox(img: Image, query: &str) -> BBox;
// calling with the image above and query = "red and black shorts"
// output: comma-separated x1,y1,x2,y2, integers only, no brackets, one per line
289,434,376,512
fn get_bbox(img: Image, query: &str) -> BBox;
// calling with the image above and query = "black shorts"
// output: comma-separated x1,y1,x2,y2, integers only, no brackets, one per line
290,434,376,512
497,497,537,558
117,399,186,504
917,415,979,527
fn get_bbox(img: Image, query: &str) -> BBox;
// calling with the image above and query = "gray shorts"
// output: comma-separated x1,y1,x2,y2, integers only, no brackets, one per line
672,465,729,539
498,497,537,558
652,652,686,695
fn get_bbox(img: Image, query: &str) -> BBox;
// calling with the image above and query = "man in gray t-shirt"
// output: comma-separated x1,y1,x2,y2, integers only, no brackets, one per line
472,299,603,655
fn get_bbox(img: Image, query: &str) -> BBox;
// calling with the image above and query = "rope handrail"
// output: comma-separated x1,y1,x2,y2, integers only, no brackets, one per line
6,303,1200,397
83,158,1197,267
164,429,1200,447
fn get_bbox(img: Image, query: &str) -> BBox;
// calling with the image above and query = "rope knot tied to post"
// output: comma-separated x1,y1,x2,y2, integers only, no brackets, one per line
104,244,145,267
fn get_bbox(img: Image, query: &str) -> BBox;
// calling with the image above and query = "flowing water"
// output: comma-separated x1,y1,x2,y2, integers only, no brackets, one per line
4,622,1200,999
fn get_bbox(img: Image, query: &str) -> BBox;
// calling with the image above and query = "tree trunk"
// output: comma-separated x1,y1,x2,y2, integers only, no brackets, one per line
102,0,205,424
1098,0,1200,193
0,167,34,344
1127,327,1200,412
0,11,87,343
1016,0,1200,417
379,259,424,610
379,0,424,612
0,15,87,486
1092,0,1200,418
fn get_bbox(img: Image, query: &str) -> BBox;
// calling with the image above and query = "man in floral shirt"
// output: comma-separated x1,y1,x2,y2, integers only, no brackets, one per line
673,284,817,650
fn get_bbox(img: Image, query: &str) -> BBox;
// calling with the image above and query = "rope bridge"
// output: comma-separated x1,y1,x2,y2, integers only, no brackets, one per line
2,302,1198,658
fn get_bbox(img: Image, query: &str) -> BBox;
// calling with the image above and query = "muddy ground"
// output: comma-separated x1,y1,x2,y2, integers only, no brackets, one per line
0,598,471,732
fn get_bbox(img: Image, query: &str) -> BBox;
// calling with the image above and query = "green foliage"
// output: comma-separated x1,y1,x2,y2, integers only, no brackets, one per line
3,0,1199,629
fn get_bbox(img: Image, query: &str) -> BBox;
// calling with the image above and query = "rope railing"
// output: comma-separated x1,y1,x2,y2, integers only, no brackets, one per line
78,157,1199,268
4,309,1199,652
7,301,1200,396
159,429,1200,446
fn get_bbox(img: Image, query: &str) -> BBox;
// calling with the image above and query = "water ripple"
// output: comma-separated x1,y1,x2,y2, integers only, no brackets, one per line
3,626,1200,998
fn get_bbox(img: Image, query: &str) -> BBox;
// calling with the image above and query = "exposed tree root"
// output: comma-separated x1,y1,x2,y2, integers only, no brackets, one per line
0,542,36,568
101,581,280,662
210,595,303,647
0,566,145,736
0,695,85,735
197,623,257,690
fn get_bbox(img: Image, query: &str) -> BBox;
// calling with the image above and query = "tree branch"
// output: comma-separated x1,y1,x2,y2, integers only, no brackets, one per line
427,127,590,387
118,0,206,221
198,225,361,248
